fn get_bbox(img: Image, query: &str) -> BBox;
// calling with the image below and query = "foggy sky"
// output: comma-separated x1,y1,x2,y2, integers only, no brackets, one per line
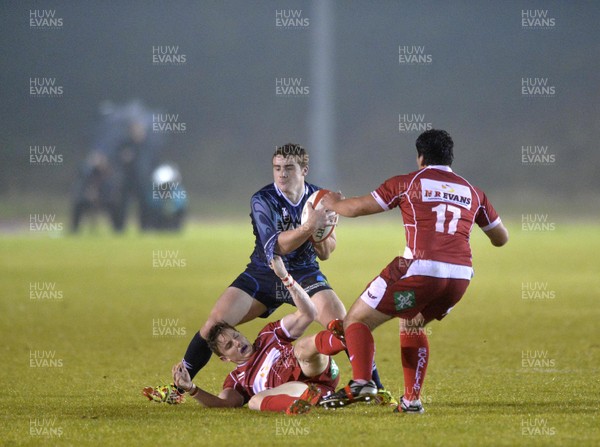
1,1,599,218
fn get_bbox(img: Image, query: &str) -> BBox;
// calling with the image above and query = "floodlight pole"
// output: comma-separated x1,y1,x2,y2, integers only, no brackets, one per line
308,0,337,189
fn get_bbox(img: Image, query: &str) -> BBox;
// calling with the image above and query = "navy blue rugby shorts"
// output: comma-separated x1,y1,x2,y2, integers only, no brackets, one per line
230,266,332,318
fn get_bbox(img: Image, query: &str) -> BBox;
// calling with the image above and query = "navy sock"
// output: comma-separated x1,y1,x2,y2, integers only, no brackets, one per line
181,332,212,381
371,361,384,389
343,347,385,389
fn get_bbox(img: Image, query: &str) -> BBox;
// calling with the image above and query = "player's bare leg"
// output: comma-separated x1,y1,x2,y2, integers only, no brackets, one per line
200,287,268,338
248,382,308,410
310,289,346,326
344,297,392,330
293,335,330,378
397,312,428,413
248,382,321,414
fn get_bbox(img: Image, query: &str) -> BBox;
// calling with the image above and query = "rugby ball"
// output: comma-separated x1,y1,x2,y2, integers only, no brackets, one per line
301,189,338,243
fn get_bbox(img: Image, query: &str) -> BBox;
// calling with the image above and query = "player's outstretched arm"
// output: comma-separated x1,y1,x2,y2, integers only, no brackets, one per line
321,192,384,218
172,362,244,408
484,222,509,247
270,256,317,338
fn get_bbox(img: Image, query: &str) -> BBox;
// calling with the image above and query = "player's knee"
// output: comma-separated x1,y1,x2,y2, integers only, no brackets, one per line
312,293,346,324
342,317,361,330
292,339,311,362
200,318,220,339
247,395,262,411
342,309,364,329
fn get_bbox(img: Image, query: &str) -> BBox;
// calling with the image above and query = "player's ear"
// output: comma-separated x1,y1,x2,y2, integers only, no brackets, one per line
302,165,309,176
219,355,229,362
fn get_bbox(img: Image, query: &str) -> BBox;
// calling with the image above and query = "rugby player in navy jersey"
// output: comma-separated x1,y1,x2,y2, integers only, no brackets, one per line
144,143,389,404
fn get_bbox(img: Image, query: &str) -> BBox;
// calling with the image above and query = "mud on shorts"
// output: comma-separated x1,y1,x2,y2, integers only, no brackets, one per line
230,266,332,318
359,257,470,323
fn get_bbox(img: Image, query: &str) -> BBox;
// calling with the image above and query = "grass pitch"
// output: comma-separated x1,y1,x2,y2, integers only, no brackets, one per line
1,220,599,446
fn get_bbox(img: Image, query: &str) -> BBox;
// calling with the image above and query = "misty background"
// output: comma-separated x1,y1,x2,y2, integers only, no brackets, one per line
1,1,599,223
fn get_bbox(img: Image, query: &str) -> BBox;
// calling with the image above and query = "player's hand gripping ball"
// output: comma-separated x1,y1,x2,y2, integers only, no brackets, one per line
301,189,338,243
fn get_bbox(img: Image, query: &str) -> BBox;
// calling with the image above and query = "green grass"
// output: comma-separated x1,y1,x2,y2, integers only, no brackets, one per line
1,221,599,446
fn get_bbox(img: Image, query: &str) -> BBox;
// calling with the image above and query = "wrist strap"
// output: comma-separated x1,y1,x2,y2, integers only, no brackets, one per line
282,274,295,288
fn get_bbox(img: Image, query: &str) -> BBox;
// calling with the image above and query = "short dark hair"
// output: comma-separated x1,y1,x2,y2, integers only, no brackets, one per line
206,321,237,357
415,129,454,166
273,143,309,168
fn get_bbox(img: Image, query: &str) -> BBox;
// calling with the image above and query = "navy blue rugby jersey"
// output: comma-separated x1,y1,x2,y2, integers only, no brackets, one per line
247,182,322,271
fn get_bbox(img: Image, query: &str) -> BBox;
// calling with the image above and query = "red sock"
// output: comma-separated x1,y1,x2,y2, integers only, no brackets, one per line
314,331,346,355
400,329,429,401
259,394,296,412
345,322,374,381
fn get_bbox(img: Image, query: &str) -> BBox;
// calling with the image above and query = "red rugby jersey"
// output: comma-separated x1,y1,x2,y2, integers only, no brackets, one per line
371,166,501,270
223,321,300,403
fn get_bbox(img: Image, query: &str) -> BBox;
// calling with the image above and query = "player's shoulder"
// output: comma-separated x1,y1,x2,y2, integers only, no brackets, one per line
416,166,472,185
251,184,280,203
256,320,292,343
441,168,487,196
375,173,414,192
253,183,276,196
256,320,279,337
305,182,322,194
425,167,490,204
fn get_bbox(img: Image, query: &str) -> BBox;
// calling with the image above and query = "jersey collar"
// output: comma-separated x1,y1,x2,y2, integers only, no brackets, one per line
424,165,453,172
273,183,308,207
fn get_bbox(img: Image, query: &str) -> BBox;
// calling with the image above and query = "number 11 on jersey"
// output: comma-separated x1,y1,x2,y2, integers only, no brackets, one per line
432,204,461,235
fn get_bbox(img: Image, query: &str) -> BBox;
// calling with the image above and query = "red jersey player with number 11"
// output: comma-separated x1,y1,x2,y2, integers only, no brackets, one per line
319,129,509,413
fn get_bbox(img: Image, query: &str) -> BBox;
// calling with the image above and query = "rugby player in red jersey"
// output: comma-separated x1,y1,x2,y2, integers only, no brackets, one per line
319,129,509,413
169,256,347,414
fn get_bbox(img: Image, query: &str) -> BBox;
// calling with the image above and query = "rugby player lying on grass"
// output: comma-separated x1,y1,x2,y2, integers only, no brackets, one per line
169,256,347,414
